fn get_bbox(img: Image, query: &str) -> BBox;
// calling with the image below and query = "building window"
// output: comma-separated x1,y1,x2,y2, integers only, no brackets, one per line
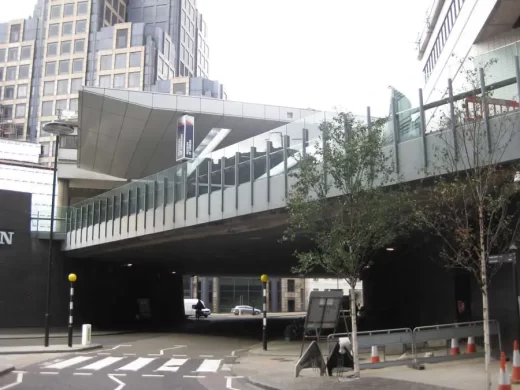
114,53,126,69
77,1,88,15
104,7,111,23
57,79,68,95
100,55,112,70
17,84,28,98
119,1,125,17
4,86,15,99
18,65,29,79
113,73,125,88
76,20,87,34
116,28,128,49
20,46,31,60
0,49,4,62
55,99,67,114
47,42,58,56
41,142,50,156
72,58,83,73
48,23,59,37
69,98,78,111
111,13,117,26
128,72,140,88
15,104,26,118
9,24,21,43
74,39,85,53
43,81,55,96
70,78,82,93
63,3,74,16
5,67,16,81
287,279,295,293
2,105,13,119
41,101,53,116
129,52,141,67
7,48,18,62
62,21,73,35
99,75,111,87
61,40,71,54
59,60,70,75
50,5,61,19
45,62,56,76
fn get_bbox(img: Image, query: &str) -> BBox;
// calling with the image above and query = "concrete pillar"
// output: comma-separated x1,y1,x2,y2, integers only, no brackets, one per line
192,276,198,298
201,277,210,306
57,179,70,207
271,277,280,312
212,277,219,313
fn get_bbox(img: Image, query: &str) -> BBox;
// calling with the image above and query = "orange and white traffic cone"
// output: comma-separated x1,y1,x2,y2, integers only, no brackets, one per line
450,338,460,356
466,336,477,354
370,346,380,363
499,351,512,390
512,341,520,384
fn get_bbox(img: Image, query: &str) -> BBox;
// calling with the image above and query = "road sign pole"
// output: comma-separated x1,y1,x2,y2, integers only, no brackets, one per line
260,274,269,351
67,273,77,347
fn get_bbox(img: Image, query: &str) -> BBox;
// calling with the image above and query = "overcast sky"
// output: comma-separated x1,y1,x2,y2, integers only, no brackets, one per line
4,0,431,116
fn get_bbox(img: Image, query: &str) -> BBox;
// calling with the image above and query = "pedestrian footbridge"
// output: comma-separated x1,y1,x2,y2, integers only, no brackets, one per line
44,71,520,255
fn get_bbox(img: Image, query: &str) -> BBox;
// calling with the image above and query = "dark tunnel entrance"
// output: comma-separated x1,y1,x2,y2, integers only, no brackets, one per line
68,259,185,330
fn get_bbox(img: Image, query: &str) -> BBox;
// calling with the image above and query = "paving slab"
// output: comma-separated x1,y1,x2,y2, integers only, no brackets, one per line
0,344,102,355
0,364,14,376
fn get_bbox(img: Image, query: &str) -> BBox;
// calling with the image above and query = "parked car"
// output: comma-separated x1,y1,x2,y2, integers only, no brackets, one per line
231,305,261,315
184,299,211,318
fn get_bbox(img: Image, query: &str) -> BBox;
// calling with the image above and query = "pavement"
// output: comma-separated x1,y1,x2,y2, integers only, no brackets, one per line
0,344,102,355
232,341,504,390
0,328,132,340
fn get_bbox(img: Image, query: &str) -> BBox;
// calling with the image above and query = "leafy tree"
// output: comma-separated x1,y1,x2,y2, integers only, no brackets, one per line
284,112,411,376
414,61,520,389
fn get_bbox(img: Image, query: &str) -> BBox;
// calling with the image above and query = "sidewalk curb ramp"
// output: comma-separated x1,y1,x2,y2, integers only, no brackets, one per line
0,344,103,355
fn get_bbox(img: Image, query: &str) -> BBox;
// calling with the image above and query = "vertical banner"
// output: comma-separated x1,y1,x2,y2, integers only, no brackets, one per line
176,115,195,161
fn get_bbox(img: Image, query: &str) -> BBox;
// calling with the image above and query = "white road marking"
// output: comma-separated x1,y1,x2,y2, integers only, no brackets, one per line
11,371,26,374
155,358,187,372
73,373,92,376
183,375,205,378
148,345,186,356
225,376,244,379
142,374,164,377
46,356,93,369
98,353,110,355
110,374,127,377
0,372,23,390
195,359,221,373
199,355,213,358
123,353,136,356
172,354,187,357
221,364,232,371
226,377,241,390
40,372,58,375
117,357,156,371
91,344,131,354
108,374,126,390
79,356,124,370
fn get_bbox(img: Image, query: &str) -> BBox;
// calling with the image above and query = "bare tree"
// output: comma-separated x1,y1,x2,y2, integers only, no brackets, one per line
415,60,520,389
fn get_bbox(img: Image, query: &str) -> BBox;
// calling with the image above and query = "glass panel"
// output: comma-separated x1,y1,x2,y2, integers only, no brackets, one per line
397,107,421,142
156,174,164,208
107,197,113,221
120,191,128,217
198,158,209,195
93,202,99,224
238,160,250,185
137,183,145,213
129,184,137,215
100,200,106,222
114,195,121,218
186,159,198,199
269,149,284,177
174,164,185,202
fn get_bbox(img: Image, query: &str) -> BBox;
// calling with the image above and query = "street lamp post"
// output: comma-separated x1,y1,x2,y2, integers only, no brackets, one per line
260,274,269,351
42,117,75,347
68,273,77,347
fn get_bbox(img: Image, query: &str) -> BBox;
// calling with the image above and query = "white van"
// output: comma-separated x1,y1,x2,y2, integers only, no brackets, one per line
184,299,211,318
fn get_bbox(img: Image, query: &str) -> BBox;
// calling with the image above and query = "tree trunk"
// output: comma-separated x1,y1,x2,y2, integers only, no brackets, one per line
350,288,360,377
479,205,491,390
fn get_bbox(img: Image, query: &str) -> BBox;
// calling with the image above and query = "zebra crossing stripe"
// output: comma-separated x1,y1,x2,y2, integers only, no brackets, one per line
117,357,156,371
79,357,125,370
46,356,93,369
195,359,221,373
155,358,188,372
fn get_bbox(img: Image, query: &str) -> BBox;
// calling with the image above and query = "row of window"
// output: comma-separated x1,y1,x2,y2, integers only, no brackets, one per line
423,0,466,81
181,46,194,67
1,103,26,119
50,2,89,19
43,78,82,96
8,24,22,43
1,84,28,100
0,65,30,82
104,5,124,27
0,46,32,63
98,72,141,89
47,39,85,57
106,0,126,19
115,28,129,49
48,20,87,38
41,98,78,117
100,51,141,70
45,58,84,76
158,58,174,80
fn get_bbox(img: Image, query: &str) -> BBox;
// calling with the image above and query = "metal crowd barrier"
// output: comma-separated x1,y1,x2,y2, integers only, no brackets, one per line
412,320,501,364
323,320,501,371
